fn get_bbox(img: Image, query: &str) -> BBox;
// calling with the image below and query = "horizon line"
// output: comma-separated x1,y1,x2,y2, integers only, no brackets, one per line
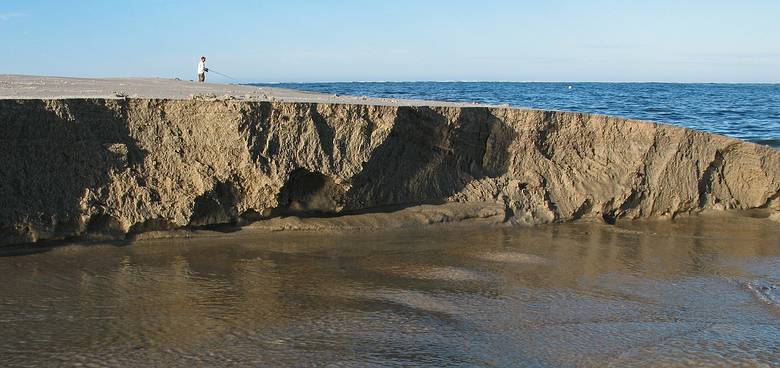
3,74,779,85
247,80,780,85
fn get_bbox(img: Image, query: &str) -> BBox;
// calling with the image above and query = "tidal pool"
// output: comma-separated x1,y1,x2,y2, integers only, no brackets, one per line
1,214,779,367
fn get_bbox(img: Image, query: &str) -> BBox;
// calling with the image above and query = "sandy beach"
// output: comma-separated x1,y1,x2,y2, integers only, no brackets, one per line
4,1,778,365
0,75,480,107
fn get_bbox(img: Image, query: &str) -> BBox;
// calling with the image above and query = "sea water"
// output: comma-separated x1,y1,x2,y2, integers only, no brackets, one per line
251,82,780,148
1,213,779,367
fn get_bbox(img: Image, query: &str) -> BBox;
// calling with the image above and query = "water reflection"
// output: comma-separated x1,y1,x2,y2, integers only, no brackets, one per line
1,214,779,367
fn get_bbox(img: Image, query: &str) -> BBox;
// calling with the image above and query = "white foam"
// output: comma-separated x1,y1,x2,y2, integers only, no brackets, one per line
747,280,780,308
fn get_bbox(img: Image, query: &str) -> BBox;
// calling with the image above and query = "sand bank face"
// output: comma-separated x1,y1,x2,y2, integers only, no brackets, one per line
0,77,778,246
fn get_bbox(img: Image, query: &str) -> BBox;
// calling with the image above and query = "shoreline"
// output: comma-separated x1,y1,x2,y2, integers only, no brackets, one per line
2,206,776,257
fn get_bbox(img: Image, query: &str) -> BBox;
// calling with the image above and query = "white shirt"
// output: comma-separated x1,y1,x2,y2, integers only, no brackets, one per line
198,60,206,74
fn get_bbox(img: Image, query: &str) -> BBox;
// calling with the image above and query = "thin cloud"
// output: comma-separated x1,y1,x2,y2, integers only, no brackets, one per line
0,12,23,21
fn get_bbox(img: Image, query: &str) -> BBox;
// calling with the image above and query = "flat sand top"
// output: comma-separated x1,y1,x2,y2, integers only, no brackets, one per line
0,75,481,107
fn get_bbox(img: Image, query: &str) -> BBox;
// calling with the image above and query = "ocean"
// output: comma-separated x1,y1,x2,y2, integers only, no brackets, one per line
250,82,780,149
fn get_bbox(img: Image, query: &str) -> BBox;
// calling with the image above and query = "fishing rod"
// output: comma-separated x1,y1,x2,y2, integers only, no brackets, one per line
208,69,240,83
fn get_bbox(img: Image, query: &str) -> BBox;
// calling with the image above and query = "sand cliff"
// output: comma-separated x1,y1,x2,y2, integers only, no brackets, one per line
1,98,779,246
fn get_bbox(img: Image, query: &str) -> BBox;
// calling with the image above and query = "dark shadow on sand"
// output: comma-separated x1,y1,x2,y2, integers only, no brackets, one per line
344,106,516,210
0,99,149,244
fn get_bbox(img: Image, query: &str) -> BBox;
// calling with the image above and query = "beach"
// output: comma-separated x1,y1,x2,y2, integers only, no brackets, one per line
0,75,478,106
1,75,779,367
3,0,778,365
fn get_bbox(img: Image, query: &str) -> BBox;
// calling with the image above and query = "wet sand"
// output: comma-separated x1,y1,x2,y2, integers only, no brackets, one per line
1,213,779,367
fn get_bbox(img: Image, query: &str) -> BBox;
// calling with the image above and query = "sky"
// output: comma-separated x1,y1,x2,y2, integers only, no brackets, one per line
1,0,779,83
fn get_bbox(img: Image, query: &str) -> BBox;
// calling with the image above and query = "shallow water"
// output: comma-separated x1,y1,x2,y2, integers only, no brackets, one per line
251,82,780,148
1,214,779,367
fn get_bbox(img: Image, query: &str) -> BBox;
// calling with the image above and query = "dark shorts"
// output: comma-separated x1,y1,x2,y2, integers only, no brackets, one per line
198,73,205,82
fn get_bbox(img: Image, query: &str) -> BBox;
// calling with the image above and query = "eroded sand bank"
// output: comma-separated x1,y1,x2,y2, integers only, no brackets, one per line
1,76,778,246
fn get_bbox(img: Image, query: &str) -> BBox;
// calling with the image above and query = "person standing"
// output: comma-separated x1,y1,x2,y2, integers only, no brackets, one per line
197,56,208,82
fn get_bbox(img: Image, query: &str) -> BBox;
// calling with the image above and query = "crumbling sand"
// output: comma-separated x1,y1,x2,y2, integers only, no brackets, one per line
1,77,778,246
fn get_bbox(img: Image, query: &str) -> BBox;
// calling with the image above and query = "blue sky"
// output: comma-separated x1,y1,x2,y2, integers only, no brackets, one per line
2,0,779,83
